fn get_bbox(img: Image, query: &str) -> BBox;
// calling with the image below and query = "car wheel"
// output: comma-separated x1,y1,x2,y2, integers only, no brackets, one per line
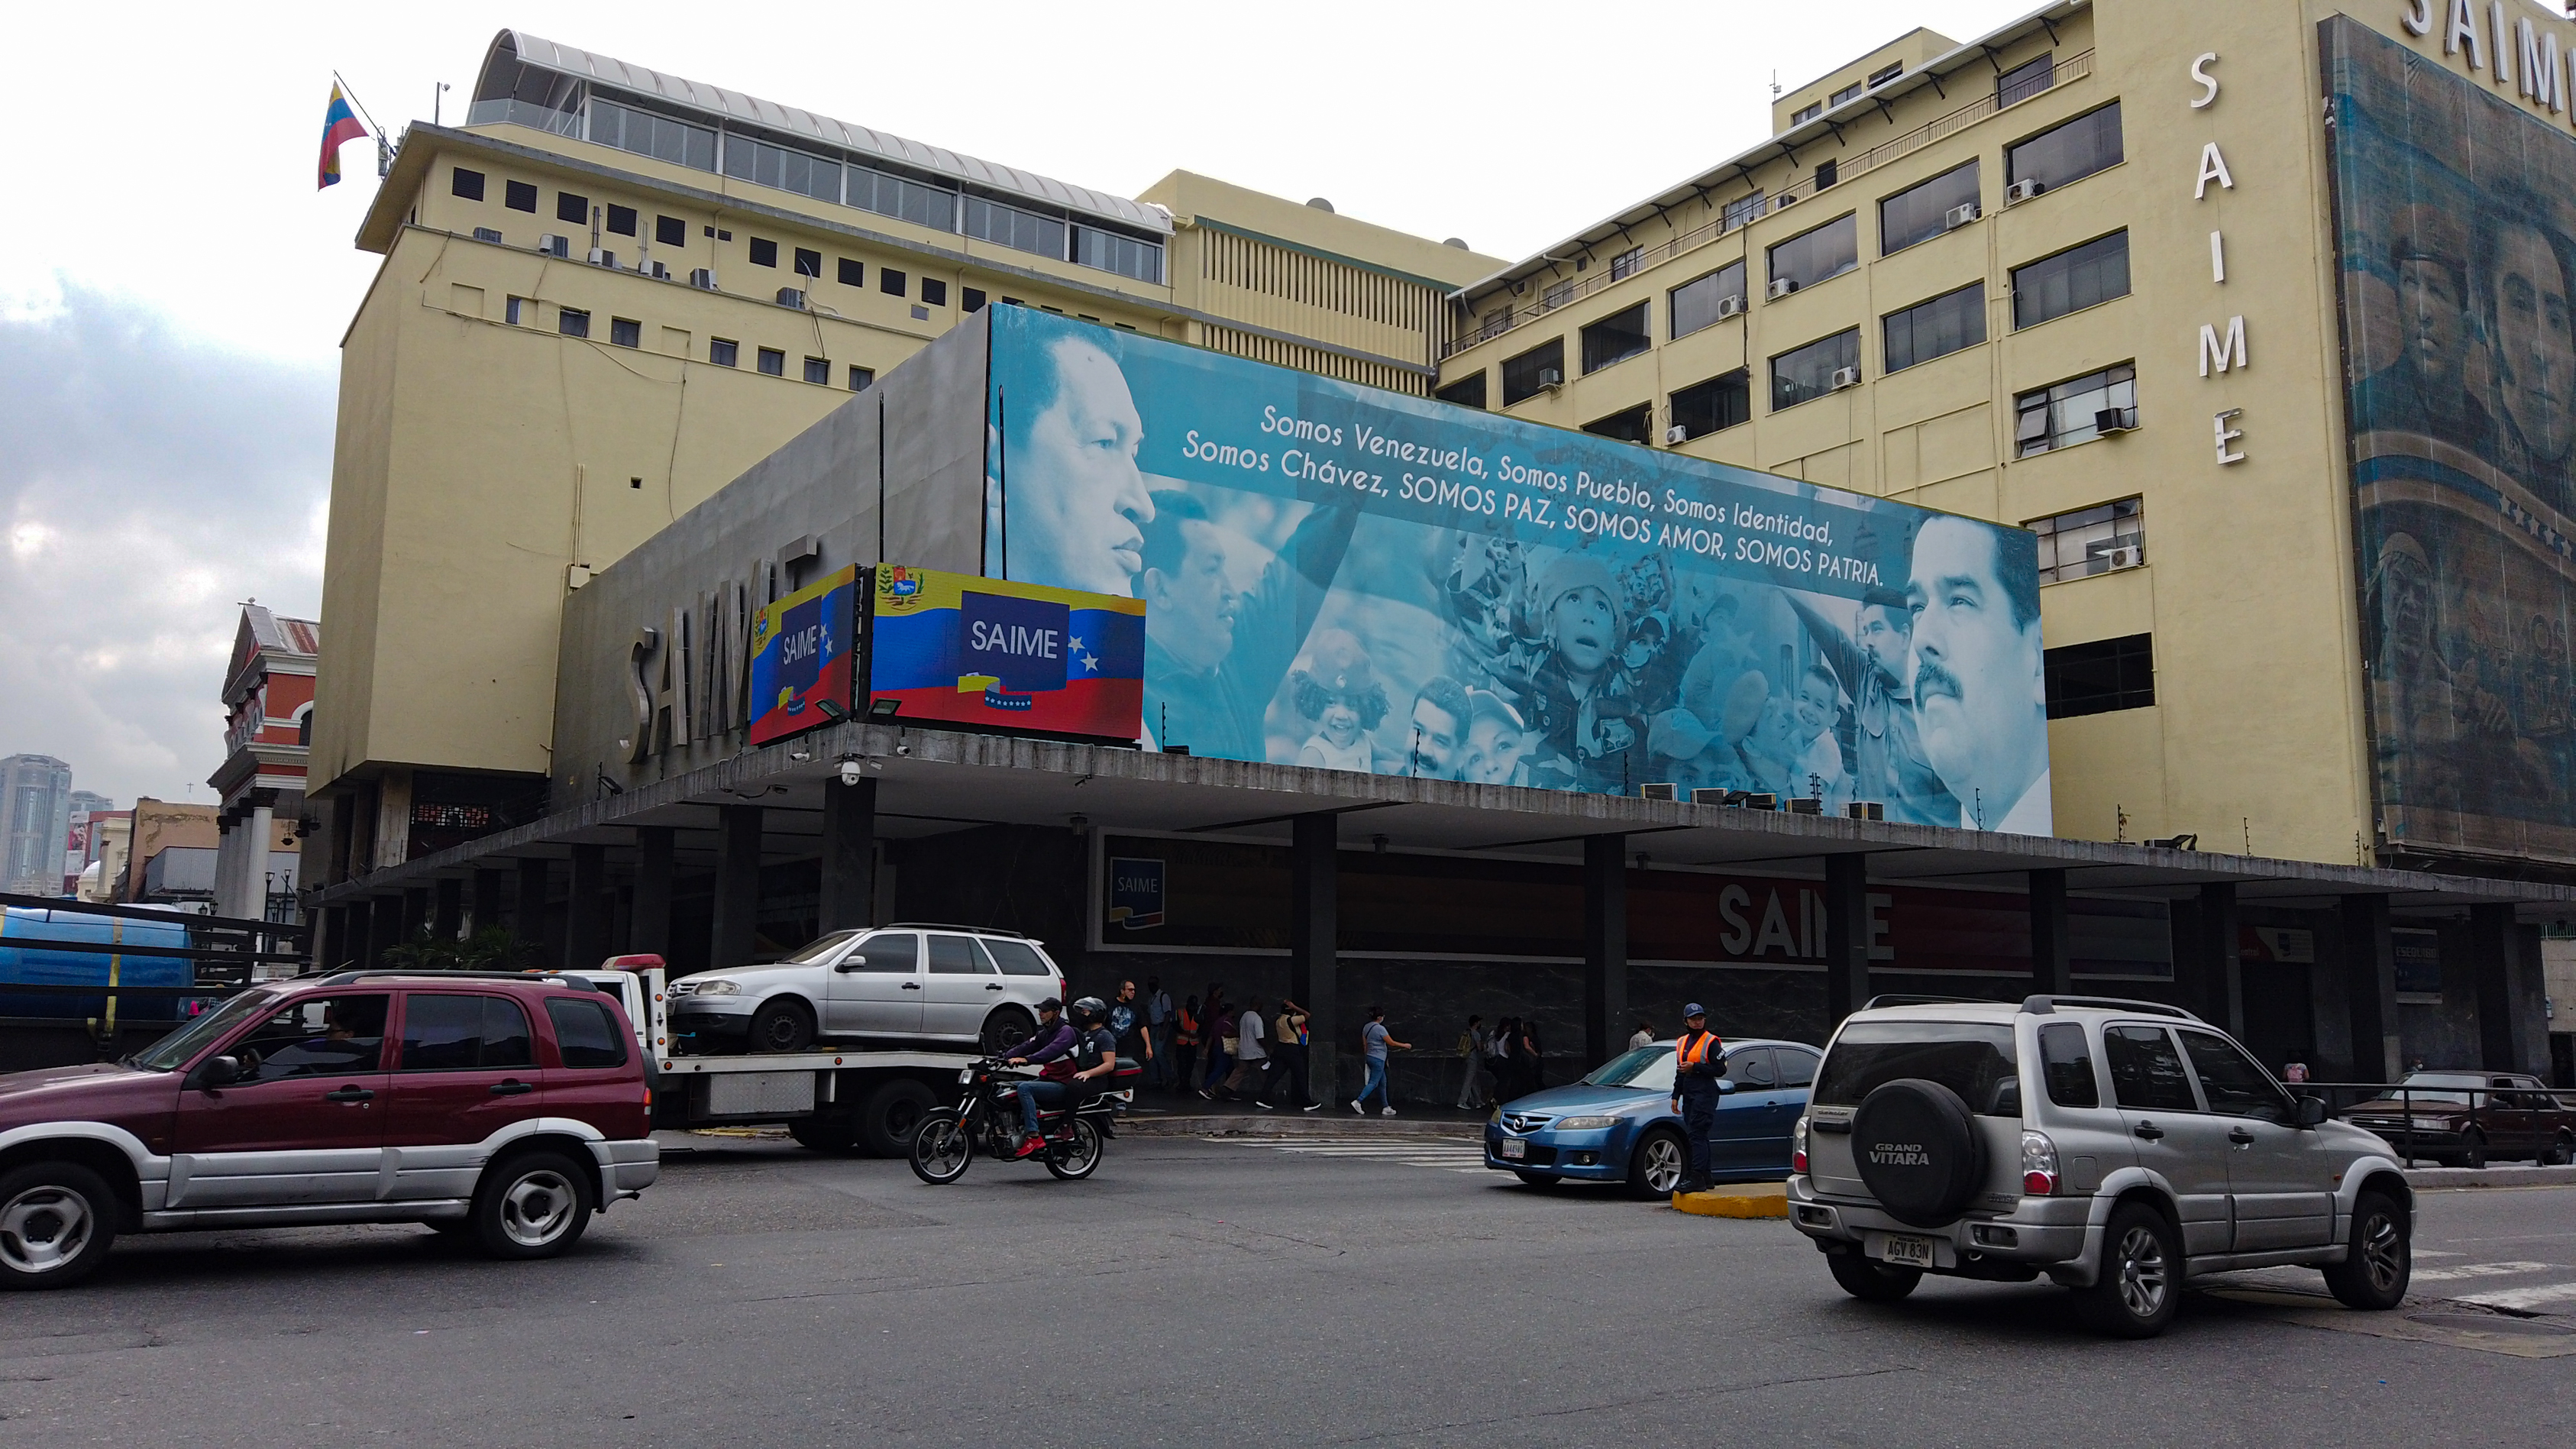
2322,1189,2411,1311
1630,1128,1686,1199
2459,1129,2487,1170
1827,1251,1921,1302
748,998,816,1054
909,1109,973,1185
2073,1202,2183,1338
1512,1171,1561,1189
470,1149,596,1260
0,1161,118,1291
1045,1118,1104,1181
787,1114,858,1154
2547,1131,2575,1168
858,1080,938,1158
979,1004,1036,1056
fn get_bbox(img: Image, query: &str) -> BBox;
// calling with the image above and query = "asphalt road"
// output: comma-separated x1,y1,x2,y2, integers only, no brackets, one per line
6,1134,2575,1447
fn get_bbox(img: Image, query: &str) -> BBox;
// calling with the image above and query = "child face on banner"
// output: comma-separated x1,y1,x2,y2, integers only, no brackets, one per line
1795,671,1836,742
1319,696,1362,749
1552,586,1618,675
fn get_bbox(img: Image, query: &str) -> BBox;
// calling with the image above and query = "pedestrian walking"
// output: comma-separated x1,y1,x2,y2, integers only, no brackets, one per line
1670,1003,1724,1193
1143,976,1174,1088
1219,995,1269,1098
1172,995,1202,1095
1455,1015,1491,1109
1489,1017,1518,1104
1201,993,1235,1095
1350,1006,1410,1115
1262,998,1315,1110
1627,1018,1655,1052
1521,1018,1545,1092
1110,979,1152,1077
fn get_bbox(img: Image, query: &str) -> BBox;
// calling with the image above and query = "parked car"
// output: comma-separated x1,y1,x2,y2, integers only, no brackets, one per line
2340,1071,2576,1166
1484,1038,1818,1195
1788,995,2410,1338
0,970,660,1289
665,923,1065,1055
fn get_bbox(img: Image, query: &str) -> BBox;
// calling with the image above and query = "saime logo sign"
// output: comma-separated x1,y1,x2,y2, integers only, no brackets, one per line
867,565,1144,740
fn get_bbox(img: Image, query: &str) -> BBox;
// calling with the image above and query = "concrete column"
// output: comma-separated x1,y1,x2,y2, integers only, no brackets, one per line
2197,882,2241,1035
367,895,402,969
244,800,274,919
2470,904,2528,1072
212,820,239,917
1823,854,1872,1028
1290,813,1338,1101
819,778,877,932
712,806,763,969
433,877,463,940
2029,869,2072,997
399,888,429,948
631,827,674,957
318,905,347,972
567,844,609,969
1582,834,1627,1069
515,858,552,950
471,869,506,938
2341,894,2400,1082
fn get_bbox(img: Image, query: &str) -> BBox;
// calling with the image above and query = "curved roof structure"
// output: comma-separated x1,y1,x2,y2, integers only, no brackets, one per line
476,30,1171,236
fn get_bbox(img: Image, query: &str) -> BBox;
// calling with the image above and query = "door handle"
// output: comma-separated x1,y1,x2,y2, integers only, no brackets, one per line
901,982,922,990
2133,1121,2164,1141
323,1085,375,1105
2229,1127,2255,1146
987,983,1005,991
489,1080,536,1096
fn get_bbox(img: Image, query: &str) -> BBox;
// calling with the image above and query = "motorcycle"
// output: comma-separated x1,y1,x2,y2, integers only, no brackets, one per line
910,1056,1120,1184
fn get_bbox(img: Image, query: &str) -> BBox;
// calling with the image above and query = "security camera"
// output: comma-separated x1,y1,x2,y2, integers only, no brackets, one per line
837,758,865,788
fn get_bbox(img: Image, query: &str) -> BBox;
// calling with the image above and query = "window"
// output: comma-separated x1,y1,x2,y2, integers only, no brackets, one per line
922,277,948,307
1669,262,1747,339
1721,192,1765,232
803,356,830,384
2106,1025,2198,1111
2006,102,2122,196
556,192,588,225
1580,303,1651,374
981,938,1054,976
1608,246,1645,282
2028,497,2145,583
2012,231,2129,328
1996,51,2057,108
929,933,991,974
748,238,778,269
757,347,785,376
962,288,987,313
2038,1022,2099,1108
722,136,840,203
880,267,908,298
230,995,390,1081
2045,634,2155,719
1776,1047,1818,1087
505,296,529,325
1582,404,1652,443
656,215,687,247
505,180,538,212
1770,328,1860,409
1812,1021,2022,1116
849,933,918,970
547,998,628,1069
709,338,739,367
1076,226,1165,283
1791,102,1822,125
451,167,486,201
473,227,503,244
610,317,641,348
589,98,716,172
1830,81,1863,107
848,365,874,391
1881,282,1986,372
1766,214,1857,293
1436,372,1488,409
846,164,957,231
1669,370,1751,439
2013,364,2137,455
1879,160,1980,255
793,247,822,279
962,196,1067,259
2179,1030,2292,1124
558,308,590,339
828,257,860,289
1728,1047,1779,1088
606,205,637,237
1501,338,1566,406
398,994,534,1071
1867,61,1903,89
296,706,313,746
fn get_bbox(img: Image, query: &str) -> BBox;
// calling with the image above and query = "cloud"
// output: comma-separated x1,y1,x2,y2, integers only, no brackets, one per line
0,285,331,808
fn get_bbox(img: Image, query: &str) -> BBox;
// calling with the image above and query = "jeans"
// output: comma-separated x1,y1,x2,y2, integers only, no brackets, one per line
1017,1078,1071,1136
1355,1055,1390,1109
1679,1084,1719,1180
1143,1024,1170,1087
1456,1056,1487,1108
1201,1046,1232,1092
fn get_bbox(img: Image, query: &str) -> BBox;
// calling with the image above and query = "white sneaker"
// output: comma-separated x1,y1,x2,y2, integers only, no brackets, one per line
1301,1101,1321,1112
1350,1100,1365,1114
1382,1106,1397,1117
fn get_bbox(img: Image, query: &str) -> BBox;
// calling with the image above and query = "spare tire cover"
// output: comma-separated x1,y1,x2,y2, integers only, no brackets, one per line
1851,1078,1986,1227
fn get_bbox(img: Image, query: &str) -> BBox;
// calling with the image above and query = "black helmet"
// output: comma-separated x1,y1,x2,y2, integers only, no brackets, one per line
1070,996,1108,1030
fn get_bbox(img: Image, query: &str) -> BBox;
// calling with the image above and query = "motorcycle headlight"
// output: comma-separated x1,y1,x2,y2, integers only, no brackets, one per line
959,1067,977,1085
1553,1114,1621,1131
690,980,741,997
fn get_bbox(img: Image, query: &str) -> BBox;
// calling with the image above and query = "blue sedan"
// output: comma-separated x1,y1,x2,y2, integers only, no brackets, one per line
1484,1038,1819,1195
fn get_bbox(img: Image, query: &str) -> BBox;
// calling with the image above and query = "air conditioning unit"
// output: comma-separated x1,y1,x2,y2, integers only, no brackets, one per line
1639,783,1679,801
1714,295,1744,322
1831,367,1861,390
1944,202,1981,229
1663,424,1690,445
2102,544,2145,571
1844,801,1886,821
2005,178,2044,205
1767,277,1799,300
2095,406,2138,433
472,227,503,244
536,234,570,257
1787,797,1825,815
1537,367,1564,390
777,287,806,309
588,247,616,268
1689,788,1732,806
690,268,718,290
645,260,671,280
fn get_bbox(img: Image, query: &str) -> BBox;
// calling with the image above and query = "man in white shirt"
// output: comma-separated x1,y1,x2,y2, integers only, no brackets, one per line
1218,995,1268,1098
1628,1020,1655,1052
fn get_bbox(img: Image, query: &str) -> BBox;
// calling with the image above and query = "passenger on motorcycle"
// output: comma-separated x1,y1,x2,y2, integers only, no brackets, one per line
1004,996,1120,1159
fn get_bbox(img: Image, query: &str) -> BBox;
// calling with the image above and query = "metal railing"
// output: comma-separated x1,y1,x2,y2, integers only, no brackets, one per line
2294,1080,2575,1167
1443,48,2095,361
0,891,305,1036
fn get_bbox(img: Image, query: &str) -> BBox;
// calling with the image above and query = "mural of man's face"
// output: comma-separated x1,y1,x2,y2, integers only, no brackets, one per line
1410,698,1462,776
1142,519,1236,671
2397,256,2469,390
1905,518,2047,819
1013,339,1152,594
2379,539,2432,669
2494,223,2574,464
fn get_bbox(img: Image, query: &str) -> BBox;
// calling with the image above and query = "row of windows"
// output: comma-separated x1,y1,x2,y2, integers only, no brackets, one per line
1200,231,1442,335
499,294,878,391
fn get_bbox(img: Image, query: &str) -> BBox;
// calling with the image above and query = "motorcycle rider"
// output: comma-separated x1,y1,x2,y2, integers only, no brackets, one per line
1004,997,1121,1160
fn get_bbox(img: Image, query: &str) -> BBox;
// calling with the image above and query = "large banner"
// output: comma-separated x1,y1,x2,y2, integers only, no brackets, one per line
866,564,1145,739
986,306,2051,832
747,565,855,746
2326,18,2576,862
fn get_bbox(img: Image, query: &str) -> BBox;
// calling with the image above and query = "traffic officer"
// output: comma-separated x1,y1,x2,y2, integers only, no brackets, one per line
1669,1003,1724,1194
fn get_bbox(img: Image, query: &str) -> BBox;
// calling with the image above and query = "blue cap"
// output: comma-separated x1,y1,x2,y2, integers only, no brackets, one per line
1683,1002,1706,1017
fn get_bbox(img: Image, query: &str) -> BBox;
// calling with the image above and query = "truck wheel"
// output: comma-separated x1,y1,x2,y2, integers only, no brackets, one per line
1828,1251,1920,1302
470,1149,596,1260
979,1004,1036,1056
749,998,816,1054
2322,1189,2411,1311
858,1080,938,1158
787,1114,858,1154
2073,1202,2182,1338
0,1162,118,1290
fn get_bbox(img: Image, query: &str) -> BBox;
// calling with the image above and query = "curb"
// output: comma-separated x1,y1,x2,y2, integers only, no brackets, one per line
2404,1164,2576,1189
1672,1183,1789,1218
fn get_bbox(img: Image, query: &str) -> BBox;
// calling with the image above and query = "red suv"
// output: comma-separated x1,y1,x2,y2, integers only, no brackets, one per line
0,971,660,1289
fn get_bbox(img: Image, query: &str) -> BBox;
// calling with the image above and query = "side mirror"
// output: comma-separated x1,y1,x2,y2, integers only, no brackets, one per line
198,1055,241,1089
1715,1077,1739,1095
2296,1095,2329,1129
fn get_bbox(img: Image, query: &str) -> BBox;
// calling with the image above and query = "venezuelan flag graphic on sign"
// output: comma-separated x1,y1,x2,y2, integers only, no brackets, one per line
868,565,1144,740
747,566,857,746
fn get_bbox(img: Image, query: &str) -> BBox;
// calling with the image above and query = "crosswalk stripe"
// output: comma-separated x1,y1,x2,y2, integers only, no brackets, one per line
2457,1280,2576,1312
1208,1136,1493,1174
2412,1260,2559,1282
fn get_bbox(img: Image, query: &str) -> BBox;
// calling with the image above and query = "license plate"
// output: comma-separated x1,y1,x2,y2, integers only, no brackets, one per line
1877,1234,1934,1267
1500,1138,1527,1160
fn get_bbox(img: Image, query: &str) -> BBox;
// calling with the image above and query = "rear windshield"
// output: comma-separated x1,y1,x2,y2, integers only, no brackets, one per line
1815,1021,2021,1116
2396,1072,2485,1105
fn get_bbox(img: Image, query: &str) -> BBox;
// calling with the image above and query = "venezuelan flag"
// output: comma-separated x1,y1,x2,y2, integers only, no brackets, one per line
318,85,368,189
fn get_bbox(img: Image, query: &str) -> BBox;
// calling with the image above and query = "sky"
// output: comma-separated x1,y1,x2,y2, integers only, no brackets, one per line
0,0,2028,810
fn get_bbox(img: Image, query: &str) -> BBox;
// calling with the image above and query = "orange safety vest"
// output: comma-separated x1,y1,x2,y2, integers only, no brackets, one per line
1675,1028,1721,1075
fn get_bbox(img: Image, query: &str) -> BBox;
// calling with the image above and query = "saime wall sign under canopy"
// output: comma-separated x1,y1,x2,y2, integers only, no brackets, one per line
984,306,2052,833
2329,16,2576,865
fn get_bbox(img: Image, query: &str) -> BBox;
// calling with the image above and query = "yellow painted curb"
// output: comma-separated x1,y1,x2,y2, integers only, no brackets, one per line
1671,1182,1789,1218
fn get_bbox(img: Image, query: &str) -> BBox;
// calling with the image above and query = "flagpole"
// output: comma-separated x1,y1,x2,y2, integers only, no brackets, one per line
331,71,394,178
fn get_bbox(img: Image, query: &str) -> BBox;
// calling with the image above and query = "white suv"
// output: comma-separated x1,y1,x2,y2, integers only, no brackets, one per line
665,924,1066,1055
1788,995,2411,1338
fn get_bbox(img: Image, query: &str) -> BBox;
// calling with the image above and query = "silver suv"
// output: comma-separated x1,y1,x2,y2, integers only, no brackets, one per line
666,924,1066,1055
1788,995,2411,1338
